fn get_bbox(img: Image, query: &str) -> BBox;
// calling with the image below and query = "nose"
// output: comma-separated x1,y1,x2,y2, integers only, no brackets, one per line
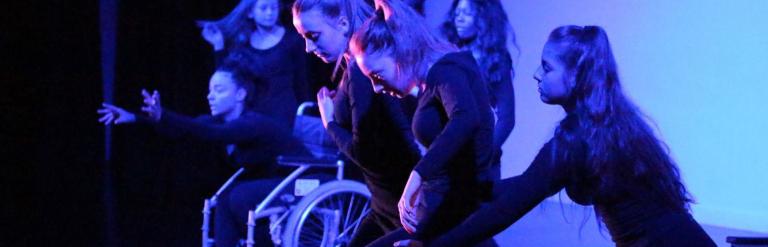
371,83,385,93
455,14,467,25
305,39,316,53
533,67,542,82
207,91,214,101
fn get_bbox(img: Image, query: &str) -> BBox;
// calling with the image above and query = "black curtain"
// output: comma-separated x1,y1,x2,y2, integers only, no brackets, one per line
7,0,333,246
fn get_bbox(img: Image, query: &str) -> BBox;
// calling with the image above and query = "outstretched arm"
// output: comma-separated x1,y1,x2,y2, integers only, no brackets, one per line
97,103,137,125
426,142,567,247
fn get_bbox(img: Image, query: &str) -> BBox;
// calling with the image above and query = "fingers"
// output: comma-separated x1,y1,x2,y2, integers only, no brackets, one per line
316,87,329,100
394,240,422,247
98,113,113,124
98,103,119,125
393,240,409,247
399,215,412,234
141,89,160,106
402,205,418,232
101,102,121,111
153,90,161,106
403,220,416,235
141,106,153,114
398,198,417,234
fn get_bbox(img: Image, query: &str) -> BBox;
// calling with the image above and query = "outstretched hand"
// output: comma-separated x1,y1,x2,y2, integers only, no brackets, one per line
141,89,162,123
98,103,136,125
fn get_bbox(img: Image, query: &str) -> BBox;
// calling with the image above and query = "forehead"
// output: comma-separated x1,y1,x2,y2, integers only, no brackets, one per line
356,51,392,70
456,0,473,9
210,71,236,86
293,8,330,30
542,42,564,61
254,0,278,6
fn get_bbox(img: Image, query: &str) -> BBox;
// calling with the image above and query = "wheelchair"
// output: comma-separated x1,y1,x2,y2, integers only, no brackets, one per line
202,102,372,247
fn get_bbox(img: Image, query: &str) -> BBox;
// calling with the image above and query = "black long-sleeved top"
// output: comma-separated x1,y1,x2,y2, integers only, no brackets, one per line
488,61,515,156
412,51,495,184
214,29,309,128
427,139,716,247
326,62,421,221
154,110,307,178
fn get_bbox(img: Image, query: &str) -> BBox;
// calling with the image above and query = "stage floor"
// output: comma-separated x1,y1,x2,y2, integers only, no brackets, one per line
492,201,766,247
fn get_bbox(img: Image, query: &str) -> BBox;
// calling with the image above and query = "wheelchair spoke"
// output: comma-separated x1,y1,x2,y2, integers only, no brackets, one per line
338,204,370,239
343,194,355,230
288,181,372,247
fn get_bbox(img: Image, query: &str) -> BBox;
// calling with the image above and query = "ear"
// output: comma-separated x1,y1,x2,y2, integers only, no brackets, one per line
236,87,248,102
336,15,350,34
564,69,579,93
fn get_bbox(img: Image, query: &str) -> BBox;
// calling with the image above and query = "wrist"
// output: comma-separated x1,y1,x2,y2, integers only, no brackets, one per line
127,112,137,123
323,119,334,128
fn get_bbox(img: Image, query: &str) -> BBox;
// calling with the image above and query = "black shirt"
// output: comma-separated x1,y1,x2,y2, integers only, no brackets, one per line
488,60,515,160
215,29,310,128
427,139,716,247
326,62,421,220
412,51,495,184
155,110,307,178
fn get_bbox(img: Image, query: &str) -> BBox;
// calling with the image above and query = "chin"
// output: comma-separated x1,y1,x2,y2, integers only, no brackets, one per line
539,96,552,104
458,33,476,41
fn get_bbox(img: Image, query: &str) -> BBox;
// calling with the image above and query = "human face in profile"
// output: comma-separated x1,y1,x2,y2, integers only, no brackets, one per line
534,42,573,105
293,8,350,63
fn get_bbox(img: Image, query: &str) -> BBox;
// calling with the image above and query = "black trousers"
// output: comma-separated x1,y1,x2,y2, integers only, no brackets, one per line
214,178,282,247
365,178,498,247
348,210,401,247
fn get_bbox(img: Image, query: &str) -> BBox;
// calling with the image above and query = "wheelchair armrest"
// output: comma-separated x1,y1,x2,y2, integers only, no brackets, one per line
277,155,340,168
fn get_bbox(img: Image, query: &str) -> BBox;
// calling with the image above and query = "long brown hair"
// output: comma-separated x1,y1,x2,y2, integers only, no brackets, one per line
350,0,456,83
548,25,692,211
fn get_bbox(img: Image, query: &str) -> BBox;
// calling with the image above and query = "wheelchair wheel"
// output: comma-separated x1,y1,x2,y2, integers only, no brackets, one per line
282,180,371,247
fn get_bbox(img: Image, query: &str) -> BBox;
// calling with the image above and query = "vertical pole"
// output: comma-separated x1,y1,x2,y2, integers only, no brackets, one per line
202,199,212,247
100,0,119,245
246,210,256,247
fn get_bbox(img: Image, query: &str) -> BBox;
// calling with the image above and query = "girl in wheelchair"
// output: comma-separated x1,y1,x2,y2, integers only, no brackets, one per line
98,59,308,246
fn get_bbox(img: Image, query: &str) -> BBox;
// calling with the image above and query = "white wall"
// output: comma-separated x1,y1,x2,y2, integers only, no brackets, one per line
424,0,768,233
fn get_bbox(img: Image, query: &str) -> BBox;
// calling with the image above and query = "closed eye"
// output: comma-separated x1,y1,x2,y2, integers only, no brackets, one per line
305,32,320,42
542,61,552,73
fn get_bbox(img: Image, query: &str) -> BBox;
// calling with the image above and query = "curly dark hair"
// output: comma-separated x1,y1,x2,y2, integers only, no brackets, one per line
215,55,261,110
442,0,518,85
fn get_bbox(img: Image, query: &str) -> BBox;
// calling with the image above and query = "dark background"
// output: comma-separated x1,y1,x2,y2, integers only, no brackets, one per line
5,0,333,246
